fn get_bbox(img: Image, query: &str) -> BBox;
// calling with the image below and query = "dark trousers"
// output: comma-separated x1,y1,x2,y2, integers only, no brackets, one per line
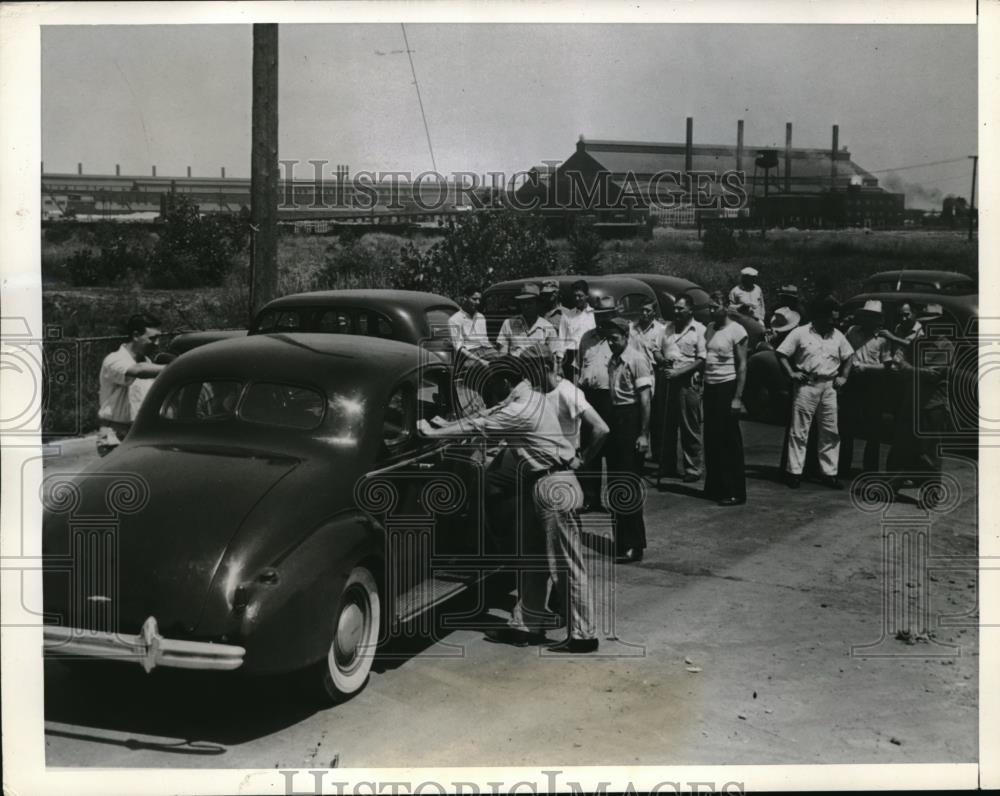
837,373,882,477
579,388,612,507
657,373,703,478
703,380,746,501
605,403,647,554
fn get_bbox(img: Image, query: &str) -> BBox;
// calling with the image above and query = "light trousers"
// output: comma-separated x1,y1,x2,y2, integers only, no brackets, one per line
786,380,840,477
509,471,595,641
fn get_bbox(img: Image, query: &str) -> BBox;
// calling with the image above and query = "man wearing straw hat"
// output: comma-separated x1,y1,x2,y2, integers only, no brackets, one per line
496,282,558,356
839,299,893,477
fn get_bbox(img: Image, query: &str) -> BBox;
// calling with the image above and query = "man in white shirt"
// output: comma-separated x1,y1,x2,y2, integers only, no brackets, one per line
555,279,595,381
657,295,707,482
96,314,167,456
496,283,557,356
776,297,855,488
448,285,488,355
728,266,766,324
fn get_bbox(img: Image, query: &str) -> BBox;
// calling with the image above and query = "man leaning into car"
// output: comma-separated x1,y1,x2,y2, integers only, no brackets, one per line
417,346,609,653
96,313,168,457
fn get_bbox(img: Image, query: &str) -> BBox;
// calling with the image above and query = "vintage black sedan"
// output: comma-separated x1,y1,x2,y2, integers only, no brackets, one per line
43,333,489,703
169,289,459,360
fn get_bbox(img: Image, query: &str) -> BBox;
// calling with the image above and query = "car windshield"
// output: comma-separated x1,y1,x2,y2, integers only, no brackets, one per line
160,379,326,430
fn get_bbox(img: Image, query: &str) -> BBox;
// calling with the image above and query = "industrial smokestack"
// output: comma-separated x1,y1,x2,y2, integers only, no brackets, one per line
784,123,792,193
187,166,192,178
831,125,839,190
152,165,157,177
115,164,120,176
221,167,226,179
736,120,744,173
77,163,82,175
685,117,693,176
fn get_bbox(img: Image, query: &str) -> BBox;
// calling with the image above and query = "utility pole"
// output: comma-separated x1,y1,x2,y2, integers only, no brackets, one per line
968,155,978,242
250,23,279,321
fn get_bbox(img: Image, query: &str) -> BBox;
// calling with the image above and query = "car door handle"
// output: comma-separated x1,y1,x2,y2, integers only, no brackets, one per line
416,461,435,469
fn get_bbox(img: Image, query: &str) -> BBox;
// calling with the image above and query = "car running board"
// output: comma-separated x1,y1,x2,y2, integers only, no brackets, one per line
393,568,496,625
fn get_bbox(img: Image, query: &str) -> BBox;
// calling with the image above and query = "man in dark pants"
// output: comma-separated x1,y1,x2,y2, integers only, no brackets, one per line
839,299,892,477
604,318,653,563
657,295,706,484
575,296,619,511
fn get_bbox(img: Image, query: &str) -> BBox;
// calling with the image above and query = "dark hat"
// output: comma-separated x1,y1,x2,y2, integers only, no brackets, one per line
605,317,631,335
515,283,541,300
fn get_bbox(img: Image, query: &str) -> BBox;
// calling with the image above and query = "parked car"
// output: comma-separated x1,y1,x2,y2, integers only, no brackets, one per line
863,269,976,296
43,333,492,703
743,291,979,429
481,275,657,342
169,289,460,360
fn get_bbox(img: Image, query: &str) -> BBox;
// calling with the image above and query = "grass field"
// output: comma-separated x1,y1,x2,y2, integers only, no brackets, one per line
41,225,977,436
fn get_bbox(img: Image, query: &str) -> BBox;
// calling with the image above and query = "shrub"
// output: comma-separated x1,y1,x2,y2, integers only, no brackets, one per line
318,233,404,289
566,217,604,274
395,211,555,296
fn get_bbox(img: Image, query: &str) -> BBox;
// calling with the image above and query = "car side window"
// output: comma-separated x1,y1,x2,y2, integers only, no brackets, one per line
318,309,353,334
276,311,303,331
255,310,277,333
375,314,393,338
379,383,415,460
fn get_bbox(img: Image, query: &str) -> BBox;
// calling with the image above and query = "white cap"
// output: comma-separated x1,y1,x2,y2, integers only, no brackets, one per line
740,267,759,277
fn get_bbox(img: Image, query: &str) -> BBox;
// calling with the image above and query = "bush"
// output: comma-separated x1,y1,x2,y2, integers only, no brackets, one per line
394,210,555,296
566,217,605,274
317,233,404,289
147,196,249,289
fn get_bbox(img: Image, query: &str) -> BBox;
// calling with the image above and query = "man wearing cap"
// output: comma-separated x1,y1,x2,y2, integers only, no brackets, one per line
540,280,564,327
729,267,766,324
496,282,558,356
555,279,595,382
604,318,653,563
575,295,619,510
776,296,855,489
886,303,954,505
839,299,893,476
657,295,706,483
418,345,609,652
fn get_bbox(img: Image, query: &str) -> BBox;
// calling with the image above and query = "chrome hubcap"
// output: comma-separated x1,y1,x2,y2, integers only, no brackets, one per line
334,598,366,670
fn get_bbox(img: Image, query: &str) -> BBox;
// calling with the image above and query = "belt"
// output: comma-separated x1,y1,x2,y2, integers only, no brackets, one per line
800,373,836,383
528,463,573,480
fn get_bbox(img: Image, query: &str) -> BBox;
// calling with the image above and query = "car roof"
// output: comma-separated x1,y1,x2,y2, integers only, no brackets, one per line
484,275,654,296
160,332,435,394
619,273,705,294
263,289,457,312
844,291,978,315
865,270,974,284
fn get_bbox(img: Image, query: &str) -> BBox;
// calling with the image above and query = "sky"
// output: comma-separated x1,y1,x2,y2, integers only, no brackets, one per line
41,23,978,208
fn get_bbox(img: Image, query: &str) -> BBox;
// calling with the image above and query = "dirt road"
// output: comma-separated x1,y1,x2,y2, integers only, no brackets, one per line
41,421,978,767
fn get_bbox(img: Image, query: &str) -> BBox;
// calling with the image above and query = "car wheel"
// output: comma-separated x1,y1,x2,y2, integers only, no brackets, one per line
319,565,381,703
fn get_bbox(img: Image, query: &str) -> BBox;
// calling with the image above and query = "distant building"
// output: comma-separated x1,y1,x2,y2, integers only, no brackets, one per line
519,136,905,230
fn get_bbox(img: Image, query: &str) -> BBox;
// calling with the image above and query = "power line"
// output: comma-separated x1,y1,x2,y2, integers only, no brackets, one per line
867,156,970,174
400,23,437,174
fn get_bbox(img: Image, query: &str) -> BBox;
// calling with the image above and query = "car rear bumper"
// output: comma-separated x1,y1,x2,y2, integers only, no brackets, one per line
43,616,245,673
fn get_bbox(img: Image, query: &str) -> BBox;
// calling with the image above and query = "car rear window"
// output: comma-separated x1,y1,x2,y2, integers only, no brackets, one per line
239,382,326,430
483,291,517,316
160,379,325,429
161,380,244,421
425,307,454,339
253,309,306,334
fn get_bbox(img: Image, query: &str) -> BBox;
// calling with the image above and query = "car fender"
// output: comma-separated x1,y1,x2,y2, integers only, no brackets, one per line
224,509,385,674
745,349,789,423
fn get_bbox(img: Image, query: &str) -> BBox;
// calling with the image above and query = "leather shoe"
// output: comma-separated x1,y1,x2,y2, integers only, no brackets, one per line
682,473,701,483
821,476,843,490
717,497,744,506
483,628,547,647
547,637,599,654
786,474,801,489
616,547,644,563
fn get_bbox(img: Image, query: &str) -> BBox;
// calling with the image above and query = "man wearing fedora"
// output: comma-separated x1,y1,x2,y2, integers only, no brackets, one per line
839,299,893,477
886,303,955,505
728,266,766,324
776,296,855,489
496,282,558,357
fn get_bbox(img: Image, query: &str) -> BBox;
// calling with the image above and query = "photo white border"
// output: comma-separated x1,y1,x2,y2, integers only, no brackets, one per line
1,1,994,793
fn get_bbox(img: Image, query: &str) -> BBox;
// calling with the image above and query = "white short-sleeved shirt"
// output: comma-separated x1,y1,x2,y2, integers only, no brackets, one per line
557,306,596,354
448,309,488,353
548,378,591,449
630,319,666,367
728,284,766,323
704,321,748,384
468,385,575,470
98,344,138,424
496,315,557,355
776,324,854,378
662,319,708,366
